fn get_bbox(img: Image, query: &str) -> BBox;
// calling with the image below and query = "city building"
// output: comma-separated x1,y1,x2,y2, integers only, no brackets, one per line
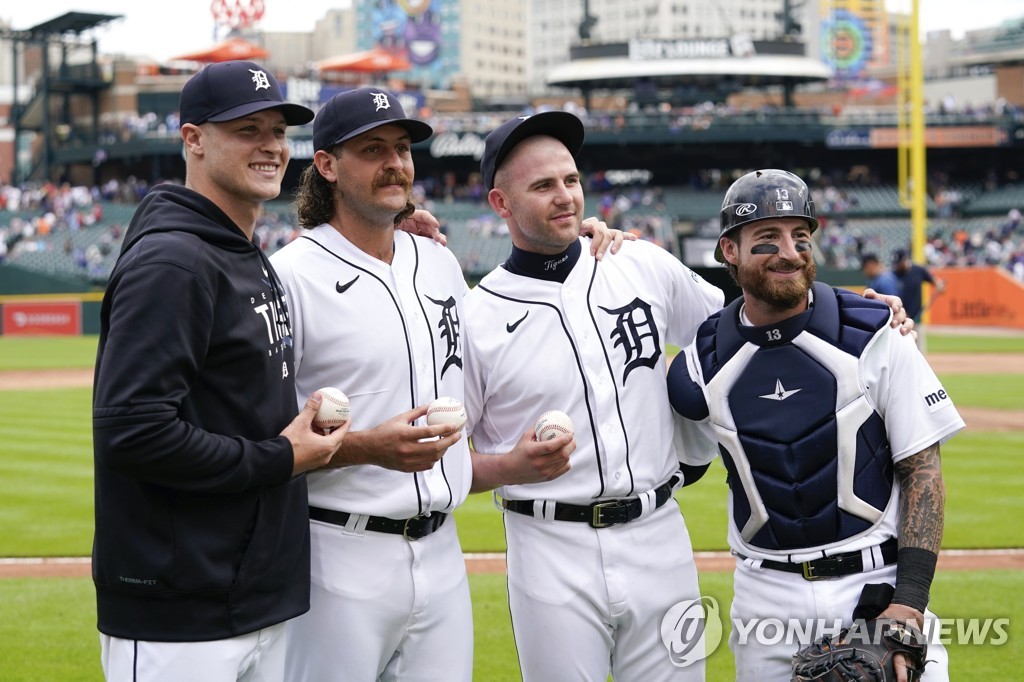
2,6,1023,187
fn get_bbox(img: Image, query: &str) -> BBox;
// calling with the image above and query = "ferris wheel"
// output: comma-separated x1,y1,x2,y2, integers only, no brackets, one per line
210,0,266,31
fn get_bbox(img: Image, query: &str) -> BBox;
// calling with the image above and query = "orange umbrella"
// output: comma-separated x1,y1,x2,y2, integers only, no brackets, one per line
317,48,411,74
171,37,269,63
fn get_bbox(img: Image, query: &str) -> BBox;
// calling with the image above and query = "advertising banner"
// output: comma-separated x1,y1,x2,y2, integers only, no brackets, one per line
1,301,82,336
929,267,1023,329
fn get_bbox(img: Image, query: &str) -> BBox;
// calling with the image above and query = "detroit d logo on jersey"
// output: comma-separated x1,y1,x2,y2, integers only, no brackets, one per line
599,297,661,383
426,295,463,377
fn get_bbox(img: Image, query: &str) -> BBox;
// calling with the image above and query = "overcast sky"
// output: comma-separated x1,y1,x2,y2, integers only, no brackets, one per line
3,1,1020,65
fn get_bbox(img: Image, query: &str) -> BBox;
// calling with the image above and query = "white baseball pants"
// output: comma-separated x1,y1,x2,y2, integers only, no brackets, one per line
730,558,948,681
504,501,705,681
285,516,472,682
100,621,286,682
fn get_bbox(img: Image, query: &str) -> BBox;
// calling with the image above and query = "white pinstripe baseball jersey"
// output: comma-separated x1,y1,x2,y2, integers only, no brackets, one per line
271,225,472,518
464,238,724,505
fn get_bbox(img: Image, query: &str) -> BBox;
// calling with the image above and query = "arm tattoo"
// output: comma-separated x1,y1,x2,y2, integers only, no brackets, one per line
894,442,945,553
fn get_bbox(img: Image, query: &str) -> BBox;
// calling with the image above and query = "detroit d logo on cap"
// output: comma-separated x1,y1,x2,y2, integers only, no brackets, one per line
249,69,271,91
372,92,391,111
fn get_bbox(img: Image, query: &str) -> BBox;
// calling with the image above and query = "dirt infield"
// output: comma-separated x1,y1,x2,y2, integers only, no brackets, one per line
2,549,1023,579
0,367,93,389
4,354,1021,430
1,352,1020,578
1,352,1019,390
1,353,1019,389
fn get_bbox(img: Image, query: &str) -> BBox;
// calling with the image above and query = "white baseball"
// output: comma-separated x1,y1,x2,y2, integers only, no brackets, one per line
535,410,574,441
313,387,350,430
426,397,467,433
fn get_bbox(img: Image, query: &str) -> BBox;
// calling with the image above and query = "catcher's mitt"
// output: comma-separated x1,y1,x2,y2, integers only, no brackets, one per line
791,618,929,681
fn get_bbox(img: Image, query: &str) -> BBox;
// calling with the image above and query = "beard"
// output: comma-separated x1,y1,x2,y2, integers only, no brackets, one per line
736,256,816,312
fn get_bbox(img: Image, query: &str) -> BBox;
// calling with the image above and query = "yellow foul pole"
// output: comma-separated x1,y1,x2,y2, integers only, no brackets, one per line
898,0,929,336
909,0,927,274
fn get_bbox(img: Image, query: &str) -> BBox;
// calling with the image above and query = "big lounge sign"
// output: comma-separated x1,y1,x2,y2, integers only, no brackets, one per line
428,132,486,159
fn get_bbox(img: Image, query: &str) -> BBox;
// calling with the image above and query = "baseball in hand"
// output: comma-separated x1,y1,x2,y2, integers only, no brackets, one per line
426,397,467,433
313,387,350,430
535,410,574,441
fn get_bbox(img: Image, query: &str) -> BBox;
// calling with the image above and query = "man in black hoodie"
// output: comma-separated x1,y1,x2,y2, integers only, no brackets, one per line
91,61,350,681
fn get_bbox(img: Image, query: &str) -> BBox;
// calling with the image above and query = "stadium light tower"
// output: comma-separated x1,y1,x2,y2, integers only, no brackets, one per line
777,0,810,106
579,0,598,42
782,0,806,39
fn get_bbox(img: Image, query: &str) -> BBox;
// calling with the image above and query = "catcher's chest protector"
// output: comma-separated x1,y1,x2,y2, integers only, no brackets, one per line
692,282,894,551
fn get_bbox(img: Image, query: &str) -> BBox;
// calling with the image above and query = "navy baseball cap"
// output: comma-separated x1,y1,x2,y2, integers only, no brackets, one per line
313,87,433,152
180,60,314,126
481,111,585,190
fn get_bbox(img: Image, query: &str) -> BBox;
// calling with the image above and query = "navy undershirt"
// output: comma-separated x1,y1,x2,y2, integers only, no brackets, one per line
502,240,582,283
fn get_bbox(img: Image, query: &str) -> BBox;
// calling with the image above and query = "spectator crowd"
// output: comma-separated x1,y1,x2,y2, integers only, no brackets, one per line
3,174,1024,285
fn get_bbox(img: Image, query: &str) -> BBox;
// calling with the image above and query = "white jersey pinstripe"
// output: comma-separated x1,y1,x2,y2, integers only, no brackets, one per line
464,238,724,504
270,225,472,518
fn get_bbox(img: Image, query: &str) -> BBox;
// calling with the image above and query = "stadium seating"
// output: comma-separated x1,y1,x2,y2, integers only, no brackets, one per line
962,184,1024,216
3,177,1021,287
4,223,120,283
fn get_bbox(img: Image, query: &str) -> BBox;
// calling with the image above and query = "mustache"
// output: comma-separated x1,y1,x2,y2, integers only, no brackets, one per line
374,170,412,191
770,258,806,271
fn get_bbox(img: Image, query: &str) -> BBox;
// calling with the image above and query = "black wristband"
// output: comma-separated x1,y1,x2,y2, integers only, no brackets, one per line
892,547,938,613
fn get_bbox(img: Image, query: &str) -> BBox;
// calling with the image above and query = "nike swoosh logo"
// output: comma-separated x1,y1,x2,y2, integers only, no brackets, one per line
506,311,528,333
335,276,359,293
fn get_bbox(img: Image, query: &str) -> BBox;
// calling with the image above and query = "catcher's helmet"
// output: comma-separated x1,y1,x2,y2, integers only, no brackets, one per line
716,169,818,262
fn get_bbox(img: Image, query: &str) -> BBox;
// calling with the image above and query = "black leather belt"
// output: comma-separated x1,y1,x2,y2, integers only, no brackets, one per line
502,474,680,529
752,538,899,581
309,506,447,541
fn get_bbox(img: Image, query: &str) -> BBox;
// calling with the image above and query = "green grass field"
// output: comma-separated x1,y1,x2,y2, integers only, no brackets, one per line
5,569,1017,681
0,334,1022,680
938,374,1024,410
0,336,99,370
923,332,1024,354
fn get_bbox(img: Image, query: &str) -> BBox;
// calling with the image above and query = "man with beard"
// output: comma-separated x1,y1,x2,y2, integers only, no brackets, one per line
270,89,623,681
666,169,963,681
270,87,475,681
